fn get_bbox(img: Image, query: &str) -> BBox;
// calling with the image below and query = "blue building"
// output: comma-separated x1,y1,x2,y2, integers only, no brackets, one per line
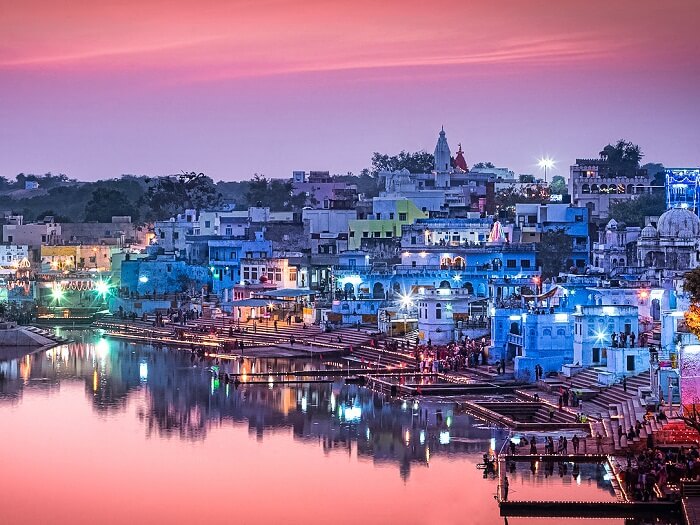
515,203,590,269
208,234,272,305
666,168,700,212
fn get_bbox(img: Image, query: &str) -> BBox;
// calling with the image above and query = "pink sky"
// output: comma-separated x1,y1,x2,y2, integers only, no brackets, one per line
1,0,698,181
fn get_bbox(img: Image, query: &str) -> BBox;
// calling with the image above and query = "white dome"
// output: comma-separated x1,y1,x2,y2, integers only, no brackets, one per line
657,207,700,238
640,224,658,239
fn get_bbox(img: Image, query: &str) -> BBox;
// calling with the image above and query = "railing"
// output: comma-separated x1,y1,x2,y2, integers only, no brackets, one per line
507,333,523,346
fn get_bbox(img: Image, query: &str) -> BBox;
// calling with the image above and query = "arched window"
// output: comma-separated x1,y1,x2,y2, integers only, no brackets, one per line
627,184,634,194
600,184,608,193
557,328,566,336
543,328,552,336
435,303,442,319
582,184,590,194
591,184,599,193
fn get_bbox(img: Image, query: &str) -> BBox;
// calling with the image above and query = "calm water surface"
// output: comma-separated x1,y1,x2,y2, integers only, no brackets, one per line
0,333,640,525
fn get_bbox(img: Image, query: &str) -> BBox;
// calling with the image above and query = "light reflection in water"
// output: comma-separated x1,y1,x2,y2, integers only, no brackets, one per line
0,335,675,525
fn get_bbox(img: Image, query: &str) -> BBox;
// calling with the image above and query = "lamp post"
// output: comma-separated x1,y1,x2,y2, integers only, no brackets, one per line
538,157,555,184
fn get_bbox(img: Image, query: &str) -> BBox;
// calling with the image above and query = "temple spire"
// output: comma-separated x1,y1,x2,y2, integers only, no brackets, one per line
433,127,451,173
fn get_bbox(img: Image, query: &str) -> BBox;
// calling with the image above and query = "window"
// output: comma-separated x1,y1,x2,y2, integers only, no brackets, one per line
506,259,516,268
41,235,47,242
521,260,531,269
411,236,417,244
166,264,172,272
389,213,394,220
173,232,179,240
204,221,211,228
243,268,250,280
289,269,297,281
225,227,232,236
160,231,165,239
349,231,355,237
385,232,392,237
363,231,369,238
399,213,407,221
435,303,442,319
7,236,12,243
575,214,583,222
373,231,380,238
376,213,381,220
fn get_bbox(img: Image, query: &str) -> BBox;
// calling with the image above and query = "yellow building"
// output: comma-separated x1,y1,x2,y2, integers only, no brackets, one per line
348,199,427,250
41,245,114,272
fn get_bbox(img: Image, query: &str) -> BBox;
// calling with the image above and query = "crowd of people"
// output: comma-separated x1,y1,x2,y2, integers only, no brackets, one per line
507,434,585,455
621,446,700,501
413,336,491,373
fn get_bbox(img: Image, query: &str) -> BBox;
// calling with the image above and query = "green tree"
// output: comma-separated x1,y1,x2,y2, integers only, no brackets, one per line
599,140,644,176
35,210,73,223
245,174,307,211
370,150,434,175
519,174,535,183
538,230,574,279
84,188,139,222
608,193,666,227
143,172,222,220
472,162,495,169
549,175,568,195
643,163,666,193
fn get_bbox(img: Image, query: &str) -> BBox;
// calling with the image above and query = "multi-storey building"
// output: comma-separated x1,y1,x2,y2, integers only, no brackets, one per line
569,157,652,220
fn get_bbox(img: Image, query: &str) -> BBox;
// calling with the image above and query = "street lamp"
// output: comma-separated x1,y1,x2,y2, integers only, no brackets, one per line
538,157,555,183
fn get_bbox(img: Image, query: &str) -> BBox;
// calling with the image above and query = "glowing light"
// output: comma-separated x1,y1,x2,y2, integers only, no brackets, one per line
554,313,568,323
301,396,307,412
138,276,149,283
95,280,110,297
399,293,414,309
51,284,64,302
419,430,426,445
453,274,462,282
509,315,521,321
139,362,148,382
419,251,427,258
538,157,555,170
594,330,608,342
439,431,450,445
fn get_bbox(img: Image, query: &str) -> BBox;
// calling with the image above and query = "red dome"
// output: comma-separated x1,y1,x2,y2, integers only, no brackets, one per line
454,143,468,172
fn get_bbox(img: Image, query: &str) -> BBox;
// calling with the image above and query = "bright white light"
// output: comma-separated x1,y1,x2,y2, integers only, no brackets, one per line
95,280,110,296
139,362,148,382
399,293,414,309
555,313,568,323
538,157,555,170
453,274,462,282
138,276,149,283
440,431,451,445
419,430,426,445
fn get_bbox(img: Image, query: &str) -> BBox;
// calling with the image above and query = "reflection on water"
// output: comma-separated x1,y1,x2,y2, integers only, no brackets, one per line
0,335,503,479
0,334,670,525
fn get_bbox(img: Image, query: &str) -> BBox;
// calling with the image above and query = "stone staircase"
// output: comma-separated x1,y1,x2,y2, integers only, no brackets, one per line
563,368,665,453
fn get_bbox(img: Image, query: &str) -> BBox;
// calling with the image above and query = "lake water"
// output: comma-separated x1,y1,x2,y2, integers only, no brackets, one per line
0,333,663,524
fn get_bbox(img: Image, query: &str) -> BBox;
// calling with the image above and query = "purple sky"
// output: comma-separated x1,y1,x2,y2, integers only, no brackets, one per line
1,0,699,181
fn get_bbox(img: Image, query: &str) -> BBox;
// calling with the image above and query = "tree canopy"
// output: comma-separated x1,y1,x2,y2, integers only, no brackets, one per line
608,192,666,227
600,140,644,176
142,172,222,220
472,162,495,169
244,174,307,210
549,175,568,195
538,229,574,279
370,150,434,175
85,188,139,222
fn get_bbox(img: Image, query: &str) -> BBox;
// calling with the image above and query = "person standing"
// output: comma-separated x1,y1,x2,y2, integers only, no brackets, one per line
502,476,509,501
596,432,603,454
572,434,580,454
623,376,627,392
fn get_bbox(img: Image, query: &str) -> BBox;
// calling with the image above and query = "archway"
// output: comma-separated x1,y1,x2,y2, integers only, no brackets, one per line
438,280,451,289
462,282,474,294
343,282,354,298
373,282,385,299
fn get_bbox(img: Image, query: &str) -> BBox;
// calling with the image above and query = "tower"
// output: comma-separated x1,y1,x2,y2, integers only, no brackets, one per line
433,127,451,173
454,143,468,172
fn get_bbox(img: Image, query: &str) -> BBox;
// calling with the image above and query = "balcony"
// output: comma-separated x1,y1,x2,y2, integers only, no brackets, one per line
507,333,523,346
